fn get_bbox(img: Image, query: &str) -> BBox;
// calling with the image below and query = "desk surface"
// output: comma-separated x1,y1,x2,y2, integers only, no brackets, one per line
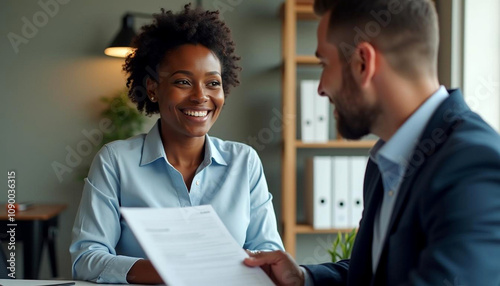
0,204,67,221
0,280,158,286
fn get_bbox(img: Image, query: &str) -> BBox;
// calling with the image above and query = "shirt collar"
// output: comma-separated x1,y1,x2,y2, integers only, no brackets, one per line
140,119,165,166
370,85,449,168
140,119,227,167
204,133,228,166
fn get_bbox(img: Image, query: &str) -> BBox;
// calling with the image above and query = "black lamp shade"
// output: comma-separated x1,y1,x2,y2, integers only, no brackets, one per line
104,14,137,58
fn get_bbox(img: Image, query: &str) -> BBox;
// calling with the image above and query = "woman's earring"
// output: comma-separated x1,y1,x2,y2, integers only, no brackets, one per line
150,96,155,102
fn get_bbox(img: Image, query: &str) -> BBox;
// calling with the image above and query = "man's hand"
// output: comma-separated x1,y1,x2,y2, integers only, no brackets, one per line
244,250,305,286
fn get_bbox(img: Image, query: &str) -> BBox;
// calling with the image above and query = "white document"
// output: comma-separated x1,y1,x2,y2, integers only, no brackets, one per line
313,81,329,142
306,156,332,229
332,156,350,228
121,206,274,286
349,156,367,228
300,80,317,142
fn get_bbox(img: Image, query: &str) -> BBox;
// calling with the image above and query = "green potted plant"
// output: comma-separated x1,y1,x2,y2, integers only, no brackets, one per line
328,228,357,262
99,90,146,146
78,90,145,180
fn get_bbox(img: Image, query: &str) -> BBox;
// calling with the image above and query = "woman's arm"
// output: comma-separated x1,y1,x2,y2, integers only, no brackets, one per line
244,148,284,251
70,145,140,283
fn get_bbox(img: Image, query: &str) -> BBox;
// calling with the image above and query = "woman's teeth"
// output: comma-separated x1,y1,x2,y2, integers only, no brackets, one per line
184,110,208,117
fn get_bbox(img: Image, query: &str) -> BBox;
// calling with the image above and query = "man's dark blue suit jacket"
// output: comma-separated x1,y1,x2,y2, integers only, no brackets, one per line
304,89,500,285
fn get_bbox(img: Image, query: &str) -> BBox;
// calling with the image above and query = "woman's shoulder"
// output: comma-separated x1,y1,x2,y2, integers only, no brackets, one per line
87,134,147,175
208,136,259,159
98,133,147,158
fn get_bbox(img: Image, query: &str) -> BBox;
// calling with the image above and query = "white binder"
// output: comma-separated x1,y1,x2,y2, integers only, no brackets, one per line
349,156,368,228
313,81,329,142
331,156,350,228
306,157,332,229
300,80,317,142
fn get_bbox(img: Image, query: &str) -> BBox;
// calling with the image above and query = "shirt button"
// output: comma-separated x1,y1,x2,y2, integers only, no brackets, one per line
388,190,394,197
196,181,200,186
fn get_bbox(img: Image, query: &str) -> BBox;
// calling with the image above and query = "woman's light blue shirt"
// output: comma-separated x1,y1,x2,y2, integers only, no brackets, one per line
70,120,284,283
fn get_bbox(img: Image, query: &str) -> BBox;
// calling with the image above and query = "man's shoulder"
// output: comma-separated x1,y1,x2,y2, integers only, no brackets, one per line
421,90,500,162
419,109,500,185
445,110,500,155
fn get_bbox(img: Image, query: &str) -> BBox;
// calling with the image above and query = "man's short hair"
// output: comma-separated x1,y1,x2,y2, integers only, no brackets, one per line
314,0,439,78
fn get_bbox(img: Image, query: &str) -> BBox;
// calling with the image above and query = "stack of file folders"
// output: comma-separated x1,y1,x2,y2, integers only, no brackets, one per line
300,80,330,142
305,156,369,229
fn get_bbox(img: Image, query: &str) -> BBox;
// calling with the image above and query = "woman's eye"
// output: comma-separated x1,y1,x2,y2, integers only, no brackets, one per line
175,80,190,85
208,81,221,87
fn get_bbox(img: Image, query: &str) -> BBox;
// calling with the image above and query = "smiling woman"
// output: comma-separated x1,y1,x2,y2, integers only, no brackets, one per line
148,44,225,146
69,4,284,285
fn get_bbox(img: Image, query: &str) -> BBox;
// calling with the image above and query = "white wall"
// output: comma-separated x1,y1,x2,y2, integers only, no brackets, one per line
463,0,500,131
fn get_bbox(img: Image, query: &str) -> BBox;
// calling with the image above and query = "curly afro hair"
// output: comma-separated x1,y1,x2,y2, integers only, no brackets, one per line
123,4,241,116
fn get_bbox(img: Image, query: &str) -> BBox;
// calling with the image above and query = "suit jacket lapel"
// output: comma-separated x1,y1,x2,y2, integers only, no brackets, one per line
348,159,384,285
385,89,468,236
374,89,470,278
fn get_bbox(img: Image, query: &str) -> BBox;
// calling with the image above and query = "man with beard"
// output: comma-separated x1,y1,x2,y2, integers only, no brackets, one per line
244,0,500,285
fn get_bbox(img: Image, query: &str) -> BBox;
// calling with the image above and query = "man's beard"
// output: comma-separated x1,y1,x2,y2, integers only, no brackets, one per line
336,107,372,140
333,65,379,140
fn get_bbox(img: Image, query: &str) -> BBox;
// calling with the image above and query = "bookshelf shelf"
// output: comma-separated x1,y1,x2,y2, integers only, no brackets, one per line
296,4,318,20
296,55,320,65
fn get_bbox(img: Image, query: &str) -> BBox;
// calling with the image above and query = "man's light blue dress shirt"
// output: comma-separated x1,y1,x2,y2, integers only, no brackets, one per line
70,120,284,284
370,86,449,272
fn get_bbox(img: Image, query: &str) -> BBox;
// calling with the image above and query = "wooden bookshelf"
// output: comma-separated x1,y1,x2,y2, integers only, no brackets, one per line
280,0,373,257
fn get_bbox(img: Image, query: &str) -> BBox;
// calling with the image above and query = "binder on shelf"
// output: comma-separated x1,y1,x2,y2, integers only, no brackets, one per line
331,156,350,229
349,156,368,228
300,80,316,142
306,157,332,229
313,81,329,142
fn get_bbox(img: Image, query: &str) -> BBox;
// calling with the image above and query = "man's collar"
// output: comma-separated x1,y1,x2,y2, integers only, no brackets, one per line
370,86,449,168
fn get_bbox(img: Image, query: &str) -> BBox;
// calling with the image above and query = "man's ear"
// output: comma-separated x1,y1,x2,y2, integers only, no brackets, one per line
146,77,158,101
351,42,376,88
